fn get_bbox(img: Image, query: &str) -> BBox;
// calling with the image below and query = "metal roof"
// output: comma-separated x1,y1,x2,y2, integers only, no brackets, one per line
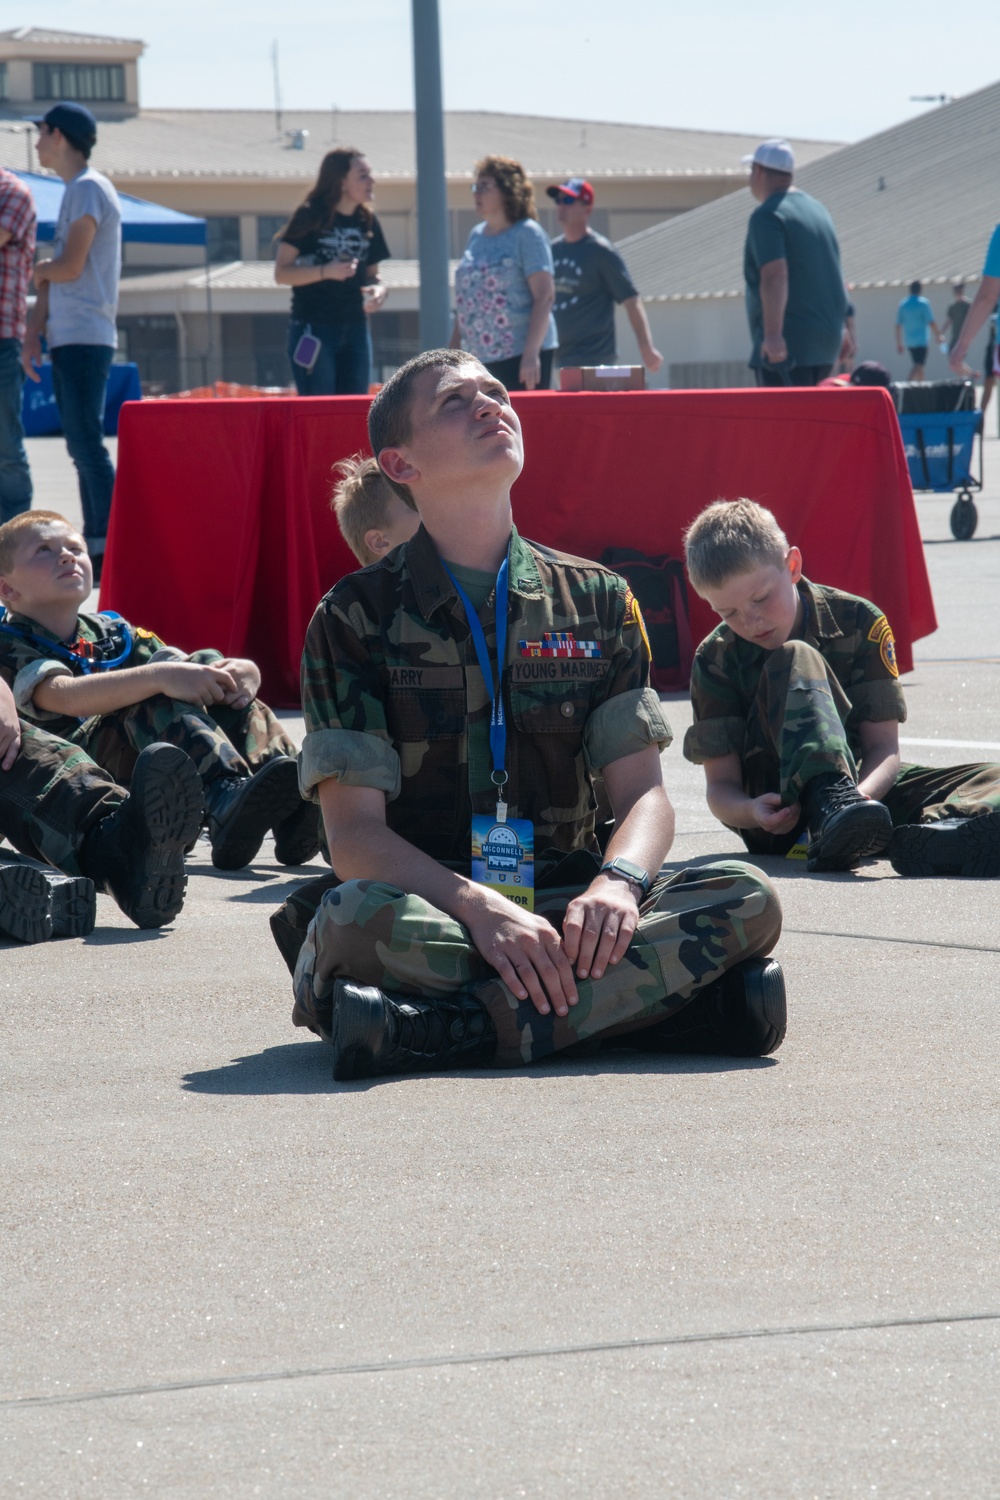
0,107,841,184
0,27,143,48
618,80,1000,300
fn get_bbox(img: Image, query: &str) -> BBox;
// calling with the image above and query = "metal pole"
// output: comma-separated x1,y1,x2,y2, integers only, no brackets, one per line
411,0,451,350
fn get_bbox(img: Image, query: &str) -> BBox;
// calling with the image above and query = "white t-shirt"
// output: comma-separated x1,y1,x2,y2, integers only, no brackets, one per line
47,167,122,349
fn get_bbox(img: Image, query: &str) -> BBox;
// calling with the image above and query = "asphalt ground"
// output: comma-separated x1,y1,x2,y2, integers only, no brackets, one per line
2,429,999,1497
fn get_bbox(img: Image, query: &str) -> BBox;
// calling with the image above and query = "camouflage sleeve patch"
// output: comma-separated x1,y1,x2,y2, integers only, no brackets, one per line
866,613,899,678
682,715,747,765
298,726,401,803
584,686,672,771
12,659,73,718
846,678,908,727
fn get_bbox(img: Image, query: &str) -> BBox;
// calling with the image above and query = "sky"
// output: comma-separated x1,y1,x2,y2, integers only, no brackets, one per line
33,0,1000,143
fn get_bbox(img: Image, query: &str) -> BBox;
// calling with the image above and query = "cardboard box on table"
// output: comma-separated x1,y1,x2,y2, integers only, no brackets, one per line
558,365,645,392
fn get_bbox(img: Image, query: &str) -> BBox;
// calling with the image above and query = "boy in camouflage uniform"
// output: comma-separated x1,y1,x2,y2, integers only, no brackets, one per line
0,670,204,939
331,454,419,567
274,350,786,1081
682,499,1000,876
0,511,318,871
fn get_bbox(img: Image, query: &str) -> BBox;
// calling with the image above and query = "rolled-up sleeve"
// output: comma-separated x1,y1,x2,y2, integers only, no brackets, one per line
12,659,73,718
683,714,746,764
847,677,907,725
585,686,672,771
298,592,400,803
684,641,748,765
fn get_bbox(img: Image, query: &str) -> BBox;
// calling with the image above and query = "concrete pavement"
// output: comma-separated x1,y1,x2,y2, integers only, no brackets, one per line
2,432,999,1497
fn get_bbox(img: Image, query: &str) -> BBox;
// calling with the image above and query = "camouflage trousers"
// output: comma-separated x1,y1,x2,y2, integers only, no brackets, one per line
290,858,782,1068
738,641,1000,856
68,682,296,790
0,721,124,876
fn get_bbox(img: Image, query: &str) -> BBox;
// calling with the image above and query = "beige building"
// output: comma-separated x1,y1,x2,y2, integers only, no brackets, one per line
0,27,842,387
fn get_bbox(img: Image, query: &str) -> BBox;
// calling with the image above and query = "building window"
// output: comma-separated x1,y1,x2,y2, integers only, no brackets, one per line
257,215,288,260
0,64,7,102
33,63,126,103
206,217,241,264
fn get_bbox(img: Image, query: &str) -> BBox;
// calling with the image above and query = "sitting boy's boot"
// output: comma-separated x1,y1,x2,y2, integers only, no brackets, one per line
616,957,787,1058
272,797,322,866
325,979,498,1081
79,743,203,929
802,772,893,871
888,809,1000,878
205,756,302,871
0,853,95,943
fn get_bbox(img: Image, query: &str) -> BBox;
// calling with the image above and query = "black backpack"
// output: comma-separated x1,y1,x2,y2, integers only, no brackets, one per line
600,547,694,691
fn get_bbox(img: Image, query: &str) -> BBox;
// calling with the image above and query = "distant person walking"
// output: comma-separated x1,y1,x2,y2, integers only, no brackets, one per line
0,166,36,523
940,282,971,352
895,281,940,381
546,177,662,374
451,155,556,391
23,103,121,579
742,139,851,386
274,148,390,396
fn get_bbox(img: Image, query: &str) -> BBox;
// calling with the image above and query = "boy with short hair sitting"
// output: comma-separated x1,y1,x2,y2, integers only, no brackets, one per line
0,511,317,871
682,499,1000,875
331,453,419,566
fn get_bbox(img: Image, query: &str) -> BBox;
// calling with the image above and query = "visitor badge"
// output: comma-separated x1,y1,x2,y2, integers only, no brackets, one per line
472,814,534,910
786,831,810,861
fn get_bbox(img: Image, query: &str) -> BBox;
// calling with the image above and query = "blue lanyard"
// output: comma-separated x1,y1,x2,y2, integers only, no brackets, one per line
442,552,510,800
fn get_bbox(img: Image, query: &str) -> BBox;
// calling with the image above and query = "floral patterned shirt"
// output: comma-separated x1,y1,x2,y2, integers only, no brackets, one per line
454,218,557,363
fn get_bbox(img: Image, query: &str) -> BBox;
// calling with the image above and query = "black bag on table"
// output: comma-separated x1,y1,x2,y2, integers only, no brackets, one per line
599,546,694,692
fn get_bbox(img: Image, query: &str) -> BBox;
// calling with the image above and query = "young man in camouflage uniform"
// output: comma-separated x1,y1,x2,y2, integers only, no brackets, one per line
275,349,786,1081
0,672,204,939
0,511,317,871
683,499,1000,875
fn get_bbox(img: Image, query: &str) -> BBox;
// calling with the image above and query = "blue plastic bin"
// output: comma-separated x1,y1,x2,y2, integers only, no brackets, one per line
898,409,981,493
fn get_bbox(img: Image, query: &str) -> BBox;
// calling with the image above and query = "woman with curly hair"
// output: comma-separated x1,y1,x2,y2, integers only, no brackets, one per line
450,155,557,391
274,148,390,395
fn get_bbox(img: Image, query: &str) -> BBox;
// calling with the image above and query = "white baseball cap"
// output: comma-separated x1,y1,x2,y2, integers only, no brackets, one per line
741,139,795,173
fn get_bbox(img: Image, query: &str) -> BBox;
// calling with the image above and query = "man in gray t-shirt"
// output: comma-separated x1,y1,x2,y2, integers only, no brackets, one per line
23,103,122,571
546,179,663,373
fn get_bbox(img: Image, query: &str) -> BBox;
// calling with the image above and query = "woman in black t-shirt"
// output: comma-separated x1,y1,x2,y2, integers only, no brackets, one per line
274,148,391,395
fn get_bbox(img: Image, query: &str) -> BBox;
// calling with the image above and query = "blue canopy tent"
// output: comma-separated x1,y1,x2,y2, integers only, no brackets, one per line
16,172,209,423
14,170,207,246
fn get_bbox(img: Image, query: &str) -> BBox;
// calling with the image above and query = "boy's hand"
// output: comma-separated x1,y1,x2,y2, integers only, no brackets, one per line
214,657,260,710
461,889,579,1018
563,873,640,980
752,792,801,834
153,661,238,709
0,683,21,771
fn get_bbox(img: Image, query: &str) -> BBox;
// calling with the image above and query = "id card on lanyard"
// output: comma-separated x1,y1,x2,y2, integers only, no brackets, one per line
442,550,535,911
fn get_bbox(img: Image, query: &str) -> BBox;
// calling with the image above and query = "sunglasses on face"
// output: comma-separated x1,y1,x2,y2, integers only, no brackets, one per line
471,181,495,196
554,193,579,206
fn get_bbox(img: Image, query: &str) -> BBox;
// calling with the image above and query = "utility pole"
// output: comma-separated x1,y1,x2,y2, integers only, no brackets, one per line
272,41,282,135
411,0,451,349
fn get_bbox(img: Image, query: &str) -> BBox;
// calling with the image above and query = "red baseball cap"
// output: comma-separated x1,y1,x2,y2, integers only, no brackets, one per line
546,178,595,205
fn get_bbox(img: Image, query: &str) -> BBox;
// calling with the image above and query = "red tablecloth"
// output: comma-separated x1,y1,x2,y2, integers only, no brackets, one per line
102,388,936,707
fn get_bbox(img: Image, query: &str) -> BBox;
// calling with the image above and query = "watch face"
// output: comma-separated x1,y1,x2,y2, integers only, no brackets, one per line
614,858,646,883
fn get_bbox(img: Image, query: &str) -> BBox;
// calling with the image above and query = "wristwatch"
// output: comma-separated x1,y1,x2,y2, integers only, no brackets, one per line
599,857,650,898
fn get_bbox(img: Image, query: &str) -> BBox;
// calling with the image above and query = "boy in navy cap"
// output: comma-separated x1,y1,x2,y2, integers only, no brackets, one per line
23,103,121,581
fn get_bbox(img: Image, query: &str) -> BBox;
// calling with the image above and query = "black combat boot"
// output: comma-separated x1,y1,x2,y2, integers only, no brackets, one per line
79,743,203,929
802,772,893,871
0,853,96,944
326,980,498,1081
888,809,1000,877
272,797,322,866
616,957,787,1058
204,756,302,870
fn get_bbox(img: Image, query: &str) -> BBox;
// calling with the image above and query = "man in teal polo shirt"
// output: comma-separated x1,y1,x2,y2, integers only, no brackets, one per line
743,139,851,386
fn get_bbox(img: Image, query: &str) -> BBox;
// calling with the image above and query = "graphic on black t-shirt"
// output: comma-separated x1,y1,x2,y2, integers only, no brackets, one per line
550,231,638,365
282,209,391,326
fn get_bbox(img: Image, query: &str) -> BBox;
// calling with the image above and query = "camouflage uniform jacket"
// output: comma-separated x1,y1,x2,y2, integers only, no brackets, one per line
683,577,907,766
0,609,223,741
299,523,671,869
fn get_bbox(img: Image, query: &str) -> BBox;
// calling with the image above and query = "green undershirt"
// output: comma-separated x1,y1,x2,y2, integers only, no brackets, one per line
443,559,496,613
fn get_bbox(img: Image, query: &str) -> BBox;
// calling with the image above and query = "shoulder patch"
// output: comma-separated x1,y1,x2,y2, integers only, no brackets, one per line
134,627,158,642
625,587,652,662
867,614,899,677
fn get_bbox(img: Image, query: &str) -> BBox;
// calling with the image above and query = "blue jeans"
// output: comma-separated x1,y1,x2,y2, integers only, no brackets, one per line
0,337,32,523
50,343,116,544
287,320,372,396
